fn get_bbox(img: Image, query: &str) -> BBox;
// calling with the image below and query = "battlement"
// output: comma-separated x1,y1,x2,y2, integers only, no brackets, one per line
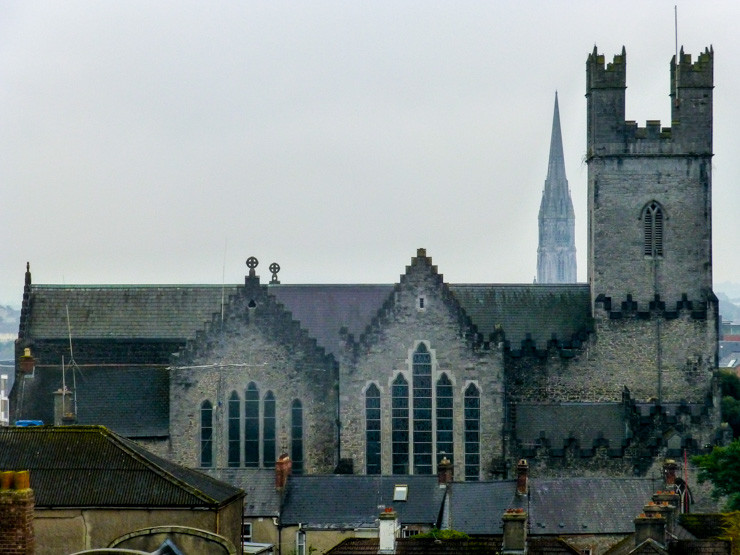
671,47,713,90
586,46,626,90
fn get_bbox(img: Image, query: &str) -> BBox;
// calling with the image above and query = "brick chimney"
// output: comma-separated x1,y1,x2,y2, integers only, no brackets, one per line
502,509,527,555
378,507,399,554
0,470,35,555
516,459,529,496
275,453,292,490
652,491,679,532
18,349,35,376
663,459,678,490
634,513,665,547
437,456,453,485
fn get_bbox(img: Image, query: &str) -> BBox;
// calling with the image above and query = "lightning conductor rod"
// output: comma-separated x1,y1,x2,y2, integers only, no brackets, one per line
674,5,679,104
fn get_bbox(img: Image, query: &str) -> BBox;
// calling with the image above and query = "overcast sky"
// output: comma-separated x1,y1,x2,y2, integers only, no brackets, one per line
1,1,738,306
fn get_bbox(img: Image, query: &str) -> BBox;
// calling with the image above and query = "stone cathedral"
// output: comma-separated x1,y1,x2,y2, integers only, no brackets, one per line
12,47,722,481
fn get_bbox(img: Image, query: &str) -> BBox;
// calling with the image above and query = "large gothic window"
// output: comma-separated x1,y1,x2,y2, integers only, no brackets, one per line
228,391,240,467
392,374,410,474
464,383,481,481
413,344,433,475
244,383,260,467
263,391,276,467
365,384,381,475
643,202,664,258
436,373,454,465
200,400,213,468
291,400,304,475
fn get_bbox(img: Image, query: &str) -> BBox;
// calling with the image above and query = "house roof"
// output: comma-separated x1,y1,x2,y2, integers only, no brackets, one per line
280,475,445,528
0,425,243,508
202,468,281,516
325,537,581,554
448,478,654,536
515,403,626,452
14,364,169,437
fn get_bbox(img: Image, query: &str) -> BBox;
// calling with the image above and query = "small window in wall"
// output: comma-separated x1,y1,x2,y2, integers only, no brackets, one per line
393,484,408,501
365,385,381,475
228,391,241,467
263,391,276,467
643,201,664,258
200,400,213,468
296,530,306,555
292,399,304,475
402,527,420,538
418,296,425,310
241,522,253,543
244,383,259,467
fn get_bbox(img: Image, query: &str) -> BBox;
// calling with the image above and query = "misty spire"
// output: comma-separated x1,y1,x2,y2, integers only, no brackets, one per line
537,92,577,284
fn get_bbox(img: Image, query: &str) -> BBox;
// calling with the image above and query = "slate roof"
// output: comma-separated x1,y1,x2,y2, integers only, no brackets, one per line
515,403,626,452
447,481,522,534
25,284,238,339
447,478,654,536
280,475,445,528
14,365,169,437
449,284,592,349
326,537,580,554
202,468,281,516
0,425,243,508
24,282,592,357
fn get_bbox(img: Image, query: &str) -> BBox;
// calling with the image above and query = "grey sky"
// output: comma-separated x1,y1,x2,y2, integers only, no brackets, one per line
2,1,738,306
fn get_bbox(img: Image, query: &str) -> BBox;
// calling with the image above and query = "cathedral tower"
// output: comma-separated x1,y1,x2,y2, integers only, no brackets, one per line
537,93,577,283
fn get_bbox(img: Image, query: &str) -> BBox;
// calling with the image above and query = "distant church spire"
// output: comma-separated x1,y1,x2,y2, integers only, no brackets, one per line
537,92,577,283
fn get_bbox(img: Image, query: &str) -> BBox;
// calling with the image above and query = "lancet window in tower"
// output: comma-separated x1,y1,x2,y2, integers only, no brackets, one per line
464,383,481,481
413,344,433,475
436,373,454,465
228,391,240,467
200,400,213,468
365,384,381,475
643,202,664,258
291,399,304,475
244,383,260,467
392,374,410,474
263,391,276,467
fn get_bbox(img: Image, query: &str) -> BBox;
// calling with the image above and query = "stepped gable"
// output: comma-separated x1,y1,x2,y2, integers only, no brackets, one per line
514,403,627,456
349,249,485,354
174,259,336,369
0,425,242,507
14,365,168,437
267,284,393,358
450,284,592,352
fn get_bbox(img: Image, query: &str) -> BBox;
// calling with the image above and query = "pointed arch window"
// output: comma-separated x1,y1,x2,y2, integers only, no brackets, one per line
365,385,381,475
392,374,409,474
291,400,304,475
643,202,664,258
436,373,454,465
228,391,240,467
464,383,481,481
200,400,213,468
244,383,260,467
413,344,433,475
263,391,276,467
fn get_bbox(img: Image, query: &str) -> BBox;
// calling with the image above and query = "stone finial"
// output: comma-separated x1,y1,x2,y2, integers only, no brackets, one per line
246,257,259,279
269,262,281,285
25,262,31,286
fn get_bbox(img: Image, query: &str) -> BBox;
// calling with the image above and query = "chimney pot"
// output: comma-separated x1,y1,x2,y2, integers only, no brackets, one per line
275,453,292,490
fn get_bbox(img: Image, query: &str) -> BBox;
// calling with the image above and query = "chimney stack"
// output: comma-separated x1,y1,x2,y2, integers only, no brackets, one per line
0,470,35,555
516,459,529,496
634,513,665,547
663,459,678,490
502,509,527,555
437,456,454,485
378,507,399,554
18,349,35,376
275,453,292,490
53,389,76,426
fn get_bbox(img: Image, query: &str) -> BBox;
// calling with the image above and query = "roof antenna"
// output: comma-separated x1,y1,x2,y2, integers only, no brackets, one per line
65,304,82,417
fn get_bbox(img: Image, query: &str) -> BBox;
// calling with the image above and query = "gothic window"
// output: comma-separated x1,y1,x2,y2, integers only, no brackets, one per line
436,373,454,465
643,202,664,258
464,383,481,481
228,391,240,467
263,391,276,467
392,374,409,474
413,343,433,475
365,384,381,475
244,383,260,467
200,400,213,468
291,399,304,475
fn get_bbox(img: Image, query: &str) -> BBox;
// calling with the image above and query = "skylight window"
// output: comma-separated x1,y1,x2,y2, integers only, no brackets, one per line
393,484,408,502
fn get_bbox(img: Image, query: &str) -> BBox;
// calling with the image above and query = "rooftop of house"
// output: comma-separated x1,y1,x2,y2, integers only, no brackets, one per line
201,467,281,517
325,537,581,554
0,425,243,508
